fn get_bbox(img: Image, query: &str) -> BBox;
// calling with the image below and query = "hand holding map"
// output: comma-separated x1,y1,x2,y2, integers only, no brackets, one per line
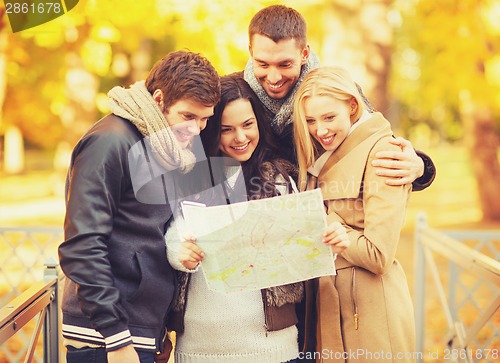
181,188,336,293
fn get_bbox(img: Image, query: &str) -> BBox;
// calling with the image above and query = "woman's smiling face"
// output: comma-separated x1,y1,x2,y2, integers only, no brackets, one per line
218,98,260,162
304,95,355,151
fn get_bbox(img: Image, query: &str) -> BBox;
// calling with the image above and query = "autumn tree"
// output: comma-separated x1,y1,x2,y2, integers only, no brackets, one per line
0,0,262,150
392,0,500,221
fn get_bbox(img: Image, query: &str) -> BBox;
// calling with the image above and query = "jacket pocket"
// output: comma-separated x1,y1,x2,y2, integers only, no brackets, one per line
125,251,175,328
114,251,141,301
127,251,152,303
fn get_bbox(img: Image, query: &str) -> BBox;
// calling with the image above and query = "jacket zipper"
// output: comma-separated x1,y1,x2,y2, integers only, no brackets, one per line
262,290,269,336
351,267,359,330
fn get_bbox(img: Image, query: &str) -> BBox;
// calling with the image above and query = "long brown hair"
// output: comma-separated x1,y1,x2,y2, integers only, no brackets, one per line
202,74,295,199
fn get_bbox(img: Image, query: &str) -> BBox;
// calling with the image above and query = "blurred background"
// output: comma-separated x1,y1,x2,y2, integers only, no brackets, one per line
0,0,499,362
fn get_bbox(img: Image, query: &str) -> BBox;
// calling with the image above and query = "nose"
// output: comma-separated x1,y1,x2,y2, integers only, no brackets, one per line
234,128,246,143
316,122,328,137
186,120,201,135
198,118,208,132
267,67,281,84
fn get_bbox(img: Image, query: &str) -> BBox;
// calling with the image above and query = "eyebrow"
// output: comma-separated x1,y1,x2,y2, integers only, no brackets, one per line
254,58,295,64
305,113,335,119
180,111,213,119
220,117,255,127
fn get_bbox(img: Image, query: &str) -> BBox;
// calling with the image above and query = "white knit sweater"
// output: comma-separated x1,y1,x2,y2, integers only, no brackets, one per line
165,167,299,363
171,266,298,363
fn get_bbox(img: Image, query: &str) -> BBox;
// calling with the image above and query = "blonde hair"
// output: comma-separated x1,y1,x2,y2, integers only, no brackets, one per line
293,66,365,190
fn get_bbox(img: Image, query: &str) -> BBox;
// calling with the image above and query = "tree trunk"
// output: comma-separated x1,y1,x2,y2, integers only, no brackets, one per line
310,0,393,121
359,0,393,116
461,100,500,221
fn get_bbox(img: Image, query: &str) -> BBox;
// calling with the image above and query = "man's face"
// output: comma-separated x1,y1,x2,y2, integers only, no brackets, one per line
162,97,214,149
250,34,309,100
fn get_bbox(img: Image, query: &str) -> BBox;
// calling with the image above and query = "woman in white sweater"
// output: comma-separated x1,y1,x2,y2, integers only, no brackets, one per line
165,75,349,363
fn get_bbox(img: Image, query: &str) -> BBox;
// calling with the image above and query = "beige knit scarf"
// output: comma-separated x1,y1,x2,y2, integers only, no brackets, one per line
108,81,196,174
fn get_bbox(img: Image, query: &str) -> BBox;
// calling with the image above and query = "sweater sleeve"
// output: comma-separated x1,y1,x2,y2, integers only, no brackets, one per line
165,217,200,273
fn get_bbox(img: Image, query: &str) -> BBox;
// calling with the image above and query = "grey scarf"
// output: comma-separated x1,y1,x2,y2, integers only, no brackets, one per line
243,50,320,135
108,81,196,174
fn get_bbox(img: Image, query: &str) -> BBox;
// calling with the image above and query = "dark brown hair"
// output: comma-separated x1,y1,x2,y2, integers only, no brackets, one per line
145,50,220,110
201,74,295,199
249,5,307,49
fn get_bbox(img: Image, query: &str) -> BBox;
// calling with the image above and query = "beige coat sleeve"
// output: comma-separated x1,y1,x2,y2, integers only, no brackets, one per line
334,138,411,275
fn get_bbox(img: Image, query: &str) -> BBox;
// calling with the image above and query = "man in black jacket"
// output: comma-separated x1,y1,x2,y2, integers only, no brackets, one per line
59,50,220,363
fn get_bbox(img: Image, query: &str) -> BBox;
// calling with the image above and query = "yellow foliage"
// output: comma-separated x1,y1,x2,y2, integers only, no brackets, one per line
485,56,500,89
482,1,500,35
90,22,121,43
80,39,112,76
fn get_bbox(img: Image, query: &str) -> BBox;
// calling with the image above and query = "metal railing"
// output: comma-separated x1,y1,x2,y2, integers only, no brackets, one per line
1,218,499,362
0,227,63,362
414,213,500,362
0,260,60,363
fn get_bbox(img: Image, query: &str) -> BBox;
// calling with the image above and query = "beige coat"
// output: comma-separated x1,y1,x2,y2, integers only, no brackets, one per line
303,113,416,363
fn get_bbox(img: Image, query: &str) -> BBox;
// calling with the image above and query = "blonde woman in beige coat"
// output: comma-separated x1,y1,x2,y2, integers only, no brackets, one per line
293,67,416,363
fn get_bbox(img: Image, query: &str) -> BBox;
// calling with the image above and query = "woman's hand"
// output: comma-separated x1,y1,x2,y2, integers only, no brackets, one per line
323,221,350,254
178,235,204,270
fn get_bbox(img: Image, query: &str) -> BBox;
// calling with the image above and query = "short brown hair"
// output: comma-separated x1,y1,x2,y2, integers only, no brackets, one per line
249,5,307,48
145,50,221,110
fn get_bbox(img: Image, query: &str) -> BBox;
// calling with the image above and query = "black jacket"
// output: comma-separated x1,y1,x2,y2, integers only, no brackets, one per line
59,114,176,352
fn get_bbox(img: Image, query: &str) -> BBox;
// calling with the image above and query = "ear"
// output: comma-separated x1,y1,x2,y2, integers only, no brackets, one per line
300,44,310,65
350,99,359,124
350,98,358,115
248,34,255,56
153,89,163,109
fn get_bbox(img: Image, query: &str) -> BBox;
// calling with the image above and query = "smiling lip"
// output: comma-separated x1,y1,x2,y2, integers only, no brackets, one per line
320,135,335,146
266,81,286,92
175,130,193,142
231,143,249,152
